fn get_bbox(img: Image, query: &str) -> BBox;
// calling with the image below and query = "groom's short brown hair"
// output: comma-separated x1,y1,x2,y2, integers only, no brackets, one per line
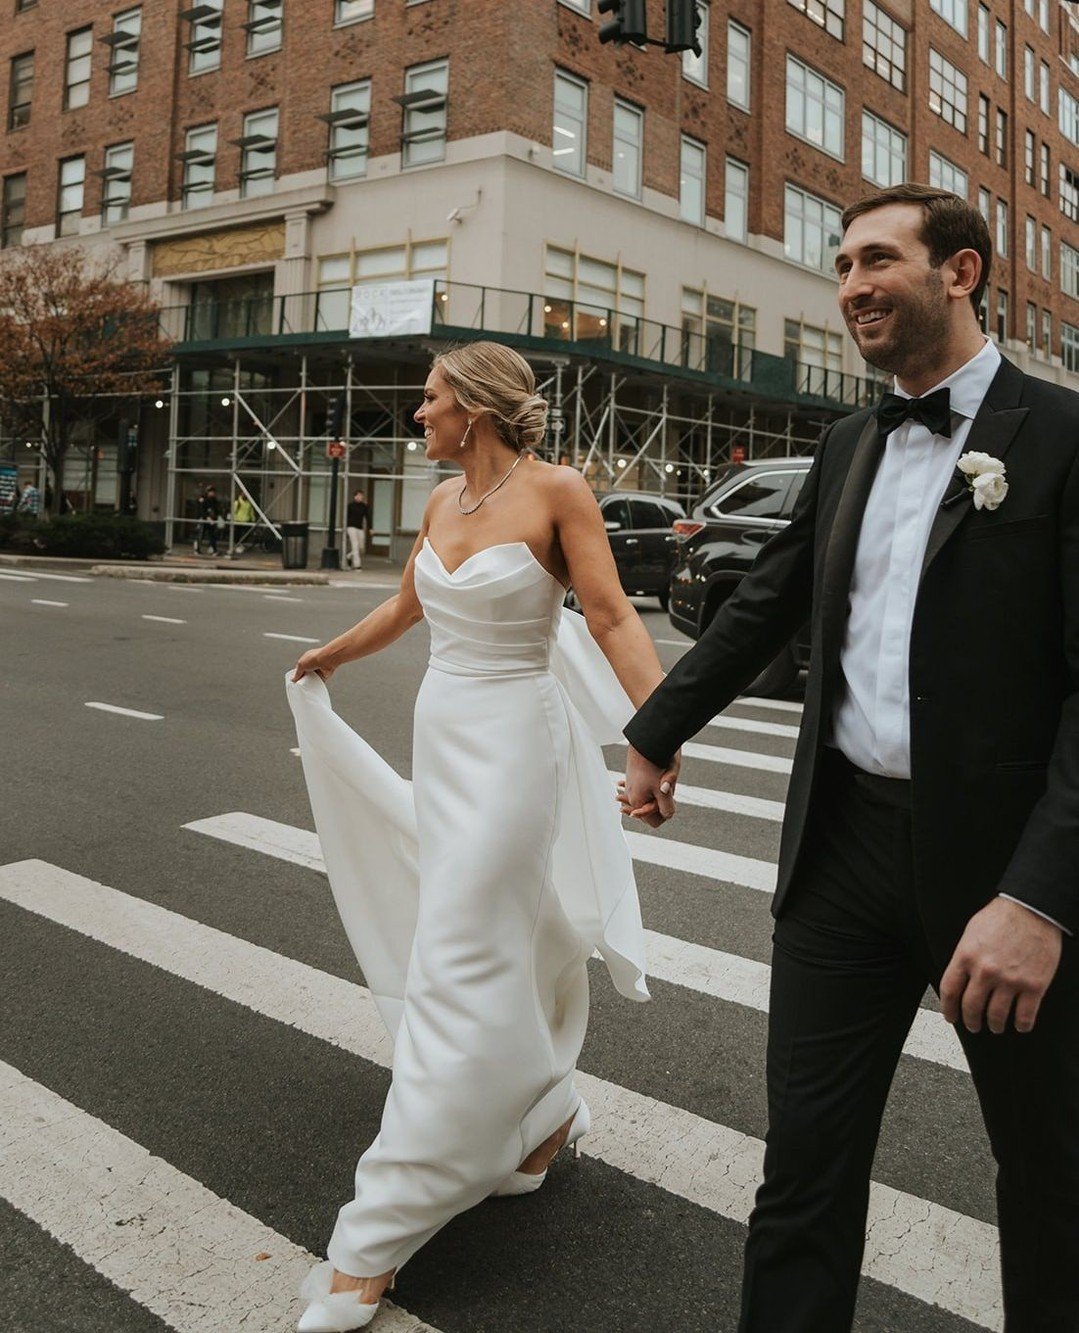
841,183,992,311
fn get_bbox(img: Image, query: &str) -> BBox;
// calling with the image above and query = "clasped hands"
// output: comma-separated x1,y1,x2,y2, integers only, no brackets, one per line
617,744,681,829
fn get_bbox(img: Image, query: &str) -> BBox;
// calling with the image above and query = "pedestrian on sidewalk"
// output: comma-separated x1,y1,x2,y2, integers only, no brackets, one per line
345,489,369,569
196,485,220,556
17,480,41,518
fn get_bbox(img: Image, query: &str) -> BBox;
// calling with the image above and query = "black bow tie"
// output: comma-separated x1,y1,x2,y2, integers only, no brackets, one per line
875,387,953,440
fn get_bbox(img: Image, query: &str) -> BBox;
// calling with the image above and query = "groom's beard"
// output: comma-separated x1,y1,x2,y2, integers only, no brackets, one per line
852,271,952,381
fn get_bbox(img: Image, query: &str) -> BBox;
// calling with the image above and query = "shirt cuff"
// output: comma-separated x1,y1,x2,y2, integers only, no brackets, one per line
998,894,1072,936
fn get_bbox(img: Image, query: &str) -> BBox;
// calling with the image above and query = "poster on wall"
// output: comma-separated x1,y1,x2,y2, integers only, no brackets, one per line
0,465,16,514
349,279,434,339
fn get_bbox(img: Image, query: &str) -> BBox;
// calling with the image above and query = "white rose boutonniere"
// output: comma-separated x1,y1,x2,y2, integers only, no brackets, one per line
957,451,1009,511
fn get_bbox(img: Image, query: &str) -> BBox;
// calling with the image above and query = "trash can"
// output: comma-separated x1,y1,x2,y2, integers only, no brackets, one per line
280,521,309,570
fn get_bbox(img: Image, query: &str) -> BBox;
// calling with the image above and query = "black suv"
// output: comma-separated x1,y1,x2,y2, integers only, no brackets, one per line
668,457,814,694
593,490,686,608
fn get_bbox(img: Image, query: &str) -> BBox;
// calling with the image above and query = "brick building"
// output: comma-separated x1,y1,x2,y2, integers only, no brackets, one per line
2,0,1078,550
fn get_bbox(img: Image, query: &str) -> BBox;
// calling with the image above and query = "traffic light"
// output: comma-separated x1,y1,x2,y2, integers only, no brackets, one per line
665,0,703,55
326,394,346,440
598,0,648,46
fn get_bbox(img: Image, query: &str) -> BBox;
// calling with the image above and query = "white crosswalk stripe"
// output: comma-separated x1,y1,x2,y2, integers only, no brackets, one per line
706,714,800,740
620,738,794,774
734,696,804,714
0,860,1001,1330
606,770,785,820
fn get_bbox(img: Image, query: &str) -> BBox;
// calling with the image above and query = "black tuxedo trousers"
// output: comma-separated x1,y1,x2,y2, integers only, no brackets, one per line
625,360,1079,1330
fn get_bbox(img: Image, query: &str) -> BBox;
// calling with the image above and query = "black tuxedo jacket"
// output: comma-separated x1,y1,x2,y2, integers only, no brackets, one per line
625,357,1079,961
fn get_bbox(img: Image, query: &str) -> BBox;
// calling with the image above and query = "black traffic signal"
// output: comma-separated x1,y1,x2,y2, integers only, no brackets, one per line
326,394,346,439
598,0,648,46
665,0,703,55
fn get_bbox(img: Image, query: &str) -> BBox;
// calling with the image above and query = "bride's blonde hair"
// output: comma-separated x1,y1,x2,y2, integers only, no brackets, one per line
432,341,549,453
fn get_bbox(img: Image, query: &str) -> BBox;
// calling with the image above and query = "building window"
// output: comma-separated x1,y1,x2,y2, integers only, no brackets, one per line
1042,225,1052,280
1024,129,1036,183
317,239,448,328
1024,45,1035,101
928,49,967,132
1063,90,1079,148
105,8,141,96
996,198,1008,256
977,186,990,223
1063,322,1079,372
612,99,643,199
1040,142,1050,196
181,123,216,208
680,136,706,225
1040,61,1050,116
553,70,587,177
784,183,841,273
1026,215,1037,271
400,59,448,168
101,141,133,224
239,107,278,198
863,2,906,92
994,20,1007,79
57,156,85,236
788,0,844,42
929,150,968,199
334,0,373,22
996,288,1008,342
977,3,990,61
246,0,283,56
978,95,990,154
681,288,756,375
325,81,370,181
1062,241,1079,299
8,52,33,129
784,318,843,393
726,20,750,109
930,0,967,37
786,56,844,160
862,111,906,186
1026,301,1037,351
725,157,748,241
543,244,646,352
1061,164,1079,222
1,173,26,248
1043,308,1052,356
978,288,989,333
186,0,223,75
996,109,1008,167
64,28,93,110
682,2,708,87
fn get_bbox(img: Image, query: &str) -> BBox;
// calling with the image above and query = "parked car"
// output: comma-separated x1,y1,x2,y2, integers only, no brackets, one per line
667,456,814,696
566,490,686,610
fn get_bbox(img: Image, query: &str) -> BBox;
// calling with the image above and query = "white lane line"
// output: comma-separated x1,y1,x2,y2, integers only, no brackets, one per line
737,696,804,714
31,599,69,607
166,585,205,593
290,747,301,756
1,569,92,583
654,638,690,647
85,702,163,721
329,580,399,590
0,861,1000,1330
265,594,303,602
0,1059,438,1333
182,813,965,1072
617,739,793,775
141,614,187,625
606,771,784,821
264,632,320,645
0,572,37,582
706,715,800,740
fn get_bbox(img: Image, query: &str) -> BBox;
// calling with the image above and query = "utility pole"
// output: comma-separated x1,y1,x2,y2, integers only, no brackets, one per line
320,393,346,570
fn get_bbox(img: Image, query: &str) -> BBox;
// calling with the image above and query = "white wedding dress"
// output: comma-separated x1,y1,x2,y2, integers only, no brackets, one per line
285,538,649,1279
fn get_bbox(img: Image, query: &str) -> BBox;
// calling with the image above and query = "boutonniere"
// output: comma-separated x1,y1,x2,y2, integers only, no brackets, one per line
956,451,1009,511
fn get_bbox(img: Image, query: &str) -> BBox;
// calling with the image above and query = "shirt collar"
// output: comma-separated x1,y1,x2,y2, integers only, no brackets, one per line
892,337,1001,421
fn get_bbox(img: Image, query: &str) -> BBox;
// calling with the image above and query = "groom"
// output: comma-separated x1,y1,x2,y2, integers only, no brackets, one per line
623,183,1079,1331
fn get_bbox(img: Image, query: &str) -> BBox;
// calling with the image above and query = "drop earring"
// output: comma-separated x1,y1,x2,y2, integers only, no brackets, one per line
459,419,474,451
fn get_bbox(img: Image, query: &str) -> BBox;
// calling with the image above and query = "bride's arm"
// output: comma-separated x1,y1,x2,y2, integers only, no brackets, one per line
552,470,666,710
291,530,427,681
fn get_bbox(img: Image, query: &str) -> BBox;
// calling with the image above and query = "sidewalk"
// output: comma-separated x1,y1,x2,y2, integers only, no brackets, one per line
0,549,404,586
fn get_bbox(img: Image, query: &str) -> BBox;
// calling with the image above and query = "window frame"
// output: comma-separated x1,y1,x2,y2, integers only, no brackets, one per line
64,28,93,111
785,54,845,161
57,155,85,236
783,182,842,274
726,19,750,110
105,7,141,97
181,122,217,210
245,0,283,57
612,98,643,200
552,68,588,179
101,140,134,224
238,106,279,199
8,51,33,130
325,80,371,182
1,172,27,248
861,109,906,187
400,58,449,168
862,2,906,92
928,47,968,133
679,134,706,227
724,156,749,242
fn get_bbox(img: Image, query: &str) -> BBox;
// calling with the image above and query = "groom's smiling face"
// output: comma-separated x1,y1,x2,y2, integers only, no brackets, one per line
835,203,952,378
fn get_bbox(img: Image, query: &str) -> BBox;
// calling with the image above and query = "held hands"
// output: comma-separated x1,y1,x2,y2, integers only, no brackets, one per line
940,897,1063,1035
617,744,681,829
291,648,335,684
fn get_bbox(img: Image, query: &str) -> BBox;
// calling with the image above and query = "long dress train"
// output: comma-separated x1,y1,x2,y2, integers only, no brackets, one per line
285,538,649,1279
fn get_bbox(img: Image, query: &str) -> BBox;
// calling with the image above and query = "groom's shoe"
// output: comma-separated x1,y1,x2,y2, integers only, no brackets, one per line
490,1099,591,1198
296,1261,394,1332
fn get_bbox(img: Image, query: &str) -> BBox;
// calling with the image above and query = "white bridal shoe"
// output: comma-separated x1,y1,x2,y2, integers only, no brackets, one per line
490,1098,591,1198
296,1260,395,1332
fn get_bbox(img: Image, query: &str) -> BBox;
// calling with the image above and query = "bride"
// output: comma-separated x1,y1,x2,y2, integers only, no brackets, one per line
287,340,679,1331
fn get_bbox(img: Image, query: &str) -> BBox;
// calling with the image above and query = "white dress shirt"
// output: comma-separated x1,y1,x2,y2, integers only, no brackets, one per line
829,338,1066,934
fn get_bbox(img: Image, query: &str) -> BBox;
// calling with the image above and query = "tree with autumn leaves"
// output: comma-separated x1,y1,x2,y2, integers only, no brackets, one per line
0,245,172,516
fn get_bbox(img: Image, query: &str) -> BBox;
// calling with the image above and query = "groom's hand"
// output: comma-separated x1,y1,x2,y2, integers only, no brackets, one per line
940,897,1063,1035
618,745,680,828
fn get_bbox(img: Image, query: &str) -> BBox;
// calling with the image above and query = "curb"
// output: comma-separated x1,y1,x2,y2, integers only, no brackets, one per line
90,564,333,585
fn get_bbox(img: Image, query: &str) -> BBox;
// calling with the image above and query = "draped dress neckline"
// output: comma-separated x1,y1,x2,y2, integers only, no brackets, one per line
422,537,566,588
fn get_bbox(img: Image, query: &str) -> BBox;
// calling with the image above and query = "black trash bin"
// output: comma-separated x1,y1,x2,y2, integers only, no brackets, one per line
280,521,309,570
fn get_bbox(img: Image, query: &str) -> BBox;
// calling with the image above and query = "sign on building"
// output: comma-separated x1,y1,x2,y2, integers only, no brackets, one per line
349,279,435,339
0,465,16,514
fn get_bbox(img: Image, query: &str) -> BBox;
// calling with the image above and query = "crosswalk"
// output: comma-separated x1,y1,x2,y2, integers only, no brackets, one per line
0,686,1002,1333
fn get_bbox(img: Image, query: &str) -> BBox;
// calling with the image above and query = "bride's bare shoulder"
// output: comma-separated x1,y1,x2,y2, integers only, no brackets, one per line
530,457,595,503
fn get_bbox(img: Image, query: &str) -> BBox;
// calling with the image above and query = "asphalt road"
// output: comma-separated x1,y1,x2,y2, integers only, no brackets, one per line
0,569,997,1333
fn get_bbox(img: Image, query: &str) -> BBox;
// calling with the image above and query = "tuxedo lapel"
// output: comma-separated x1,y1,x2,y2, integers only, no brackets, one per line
918,359,1029,587
820,415,884,668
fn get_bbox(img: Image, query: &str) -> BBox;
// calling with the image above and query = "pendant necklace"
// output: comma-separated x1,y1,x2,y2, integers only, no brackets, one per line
457,453,523,515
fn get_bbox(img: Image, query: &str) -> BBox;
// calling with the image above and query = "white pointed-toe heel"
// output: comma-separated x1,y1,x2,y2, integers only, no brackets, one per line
296,1261,394,1332
490,1098,591,1198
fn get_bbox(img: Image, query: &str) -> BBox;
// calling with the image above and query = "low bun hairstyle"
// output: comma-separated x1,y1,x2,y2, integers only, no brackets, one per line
432,341,549,453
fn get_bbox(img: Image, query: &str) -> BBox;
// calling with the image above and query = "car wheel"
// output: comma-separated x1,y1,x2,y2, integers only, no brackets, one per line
658,590,670,611
747,644,799,698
